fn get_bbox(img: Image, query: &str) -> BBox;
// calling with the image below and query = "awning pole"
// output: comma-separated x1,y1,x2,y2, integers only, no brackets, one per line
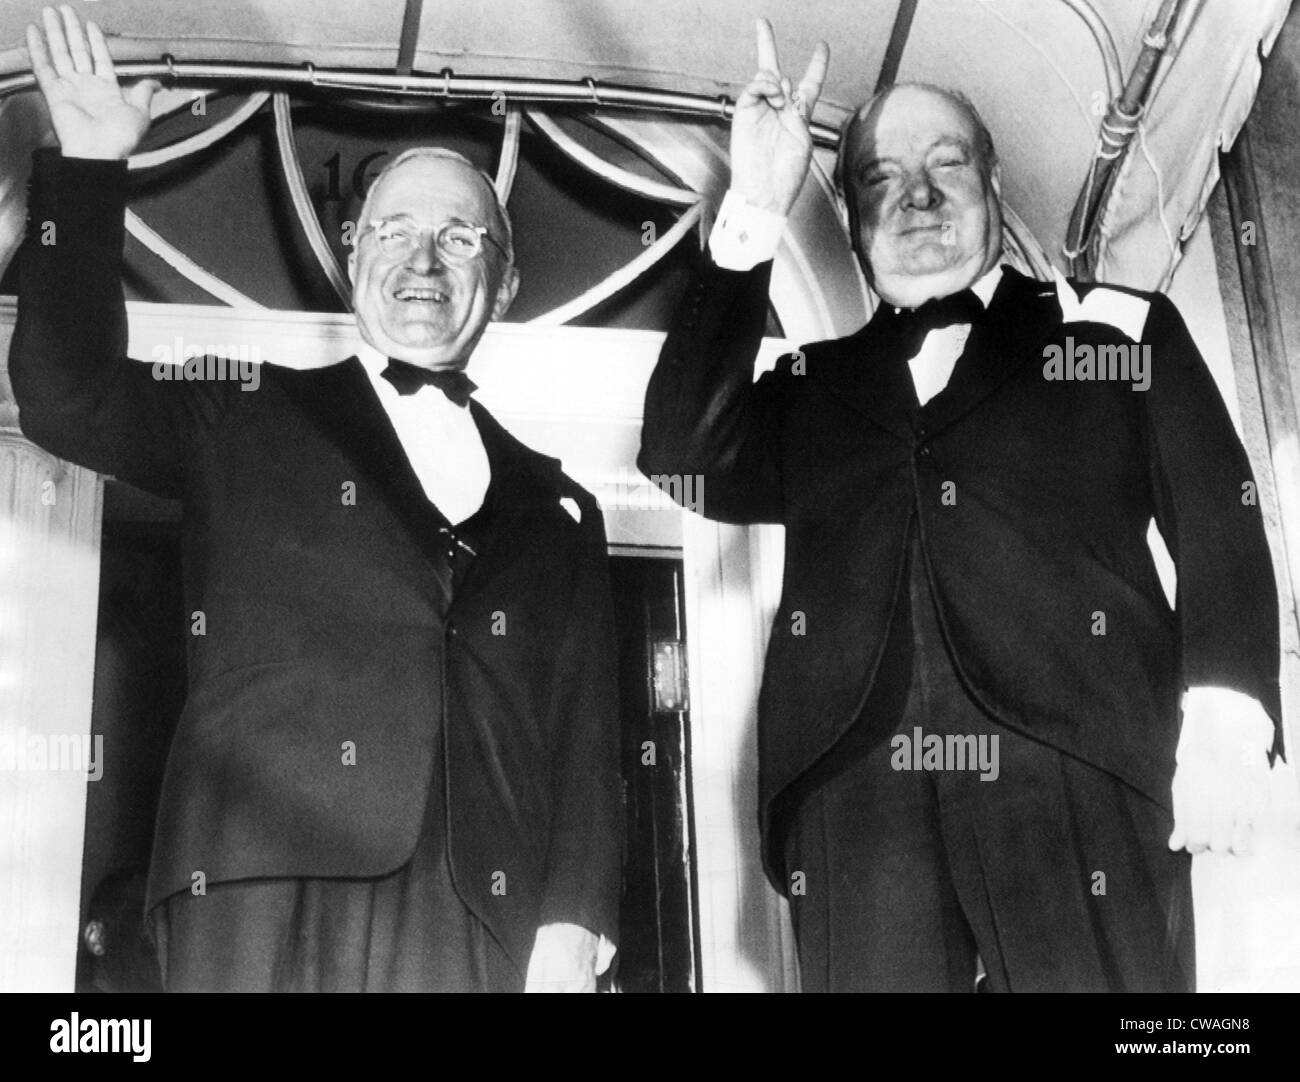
1064,0,1185,278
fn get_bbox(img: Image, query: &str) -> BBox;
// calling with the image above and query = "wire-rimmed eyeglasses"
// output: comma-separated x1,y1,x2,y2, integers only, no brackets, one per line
363,216,510,263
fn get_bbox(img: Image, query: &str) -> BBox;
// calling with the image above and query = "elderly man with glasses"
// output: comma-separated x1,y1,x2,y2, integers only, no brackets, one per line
10,6,621,993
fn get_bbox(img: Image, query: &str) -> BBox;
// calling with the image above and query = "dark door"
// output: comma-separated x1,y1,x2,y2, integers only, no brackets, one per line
607,555,701,993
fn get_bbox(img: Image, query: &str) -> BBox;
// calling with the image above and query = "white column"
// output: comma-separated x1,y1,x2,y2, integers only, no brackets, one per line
0,350,104,991
683,513,799,992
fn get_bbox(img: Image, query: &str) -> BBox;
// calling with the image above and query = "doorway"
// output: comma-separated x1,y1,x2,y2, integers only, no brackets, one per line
608,554,701,992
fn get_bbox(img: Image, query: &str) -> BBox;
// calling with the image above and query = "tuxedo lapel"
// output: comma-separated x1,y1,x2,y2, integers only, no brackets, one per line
814,315,920,441
811,269,1063,442
920,268,1063,438
276,356,454,607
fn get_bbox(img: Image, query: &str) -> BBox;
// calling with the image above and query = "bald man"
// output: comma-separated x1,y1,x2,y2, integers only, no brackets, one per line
641,21,1282,992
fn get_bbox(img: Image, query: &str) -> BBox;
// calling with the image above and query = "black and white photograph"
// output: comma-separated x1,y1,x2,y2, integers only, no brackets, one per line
0,0,1297,1055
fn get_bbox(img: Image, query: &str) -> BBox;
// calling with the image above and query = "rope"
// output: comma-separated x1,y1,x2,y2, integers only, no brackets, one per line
495,108,522,204
271,92,352,308
124,210,265,308
525,111,698,207
1056,0,1125,98
1097,101,1144,160
527,200,704,326
129,92,270,171
975,1,1097,140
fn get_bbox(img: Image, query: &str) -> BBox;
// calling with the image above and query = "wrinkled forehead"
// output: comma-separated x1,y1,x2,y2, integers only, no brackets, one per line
846,86,982,169
367,157,499,225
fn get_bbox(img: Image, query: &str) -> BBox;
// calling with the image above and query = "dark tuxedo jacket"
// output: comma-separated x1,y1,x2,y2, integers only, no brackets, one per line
640,257,1283,890
9,150,622,972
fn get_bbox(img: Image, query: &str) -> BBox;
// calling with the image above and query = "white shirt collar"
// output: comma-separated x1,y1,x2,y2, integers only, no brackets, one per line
356,340,392,378
970,263,1004,308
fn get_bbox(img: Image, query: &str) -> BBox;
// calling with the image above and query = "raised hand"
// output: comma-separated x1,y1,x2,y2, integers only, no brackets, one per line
730,18,829,217
26,5,159,160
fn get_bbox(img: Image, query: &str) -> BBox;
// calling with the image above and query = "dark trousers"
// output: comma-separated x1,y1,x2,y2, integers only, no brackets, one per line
783,535,1194,992
150,758,521,993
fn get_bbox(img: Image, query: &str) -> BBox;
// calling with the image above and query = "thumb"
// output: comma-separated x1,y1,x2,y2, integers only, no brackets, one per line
125,78,161,114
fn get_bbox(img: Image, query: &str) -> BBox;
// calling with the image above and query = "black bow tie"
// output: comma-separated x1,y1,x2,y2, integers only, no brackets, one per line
886,289,987,340
381,360,477,405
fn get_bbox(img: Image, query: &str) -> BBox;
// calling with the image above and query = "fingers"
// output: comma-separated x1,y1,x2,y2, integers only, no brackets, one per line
1167,767,1188,851
85,20,117,79
1182,793,1211,854
41,6,75,75
755,16,781,76
524,974,595,992
1208,799,1234,854
735,71,788,111
796,41,831,114
523,957,596,992
25,23,58,95
1170,755,1268,856
60,4,93,73
1228,813,1254,856
750,20,828,122
525,980,592,992
1168,759,1211,853
1222,764,1266,855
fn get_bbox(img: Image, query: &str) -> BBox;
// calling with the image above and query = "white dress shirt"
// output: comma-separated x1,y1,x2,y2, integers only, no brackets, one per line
356,343,490,525
709,189,1002,405
898,264,1002,405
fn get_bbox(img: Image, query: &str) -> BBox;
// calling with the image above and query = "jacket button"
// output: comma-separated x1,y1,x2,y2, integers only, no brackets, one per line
918,445,931,458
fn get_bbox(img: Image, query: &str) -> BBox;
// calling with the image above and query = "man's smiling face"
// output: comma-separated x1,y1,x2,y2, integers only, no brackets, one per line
349,155,518,370
843,85,1003,309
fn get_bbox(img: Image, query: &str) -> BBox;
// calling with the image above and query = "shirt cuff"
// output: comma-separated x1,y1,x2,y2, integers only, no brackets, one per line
708,189,787,271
